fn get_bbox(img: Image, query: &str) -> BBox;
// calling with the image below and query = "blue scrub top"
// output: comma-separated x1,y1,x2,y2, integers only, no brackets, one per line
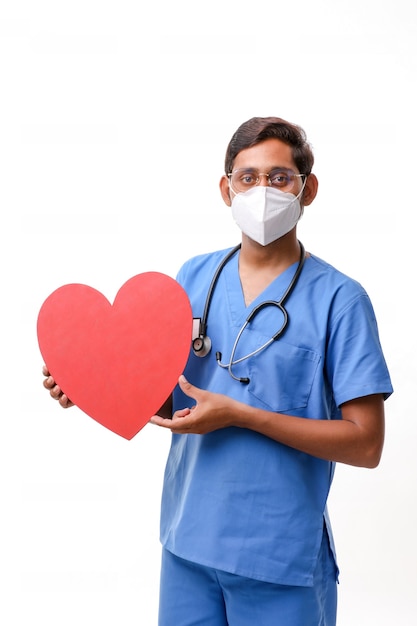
159,248,393,587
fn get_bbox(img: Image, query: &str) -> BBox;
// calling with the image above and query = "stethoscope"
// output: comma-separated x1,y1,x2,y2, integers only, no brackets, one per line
192,240,306,384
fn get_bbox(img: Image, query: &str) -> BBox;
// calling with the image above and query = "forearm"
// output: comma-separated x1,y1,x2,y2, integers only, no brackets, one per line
150,377,385,469
233,395,385,469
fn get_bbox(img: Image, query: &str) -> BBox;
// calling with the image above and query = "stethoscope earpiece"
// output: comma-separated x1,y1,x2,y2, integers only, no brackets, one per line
216,352,250,384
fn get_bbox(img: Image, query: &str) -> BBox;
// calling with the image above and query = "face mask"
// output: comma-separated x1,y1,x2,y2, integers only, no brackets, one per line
231,185,304,246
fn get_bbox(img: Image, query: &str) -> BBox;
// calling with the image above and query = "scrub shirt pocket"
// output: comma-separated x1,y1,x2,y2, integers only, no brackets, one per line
247,341,321,412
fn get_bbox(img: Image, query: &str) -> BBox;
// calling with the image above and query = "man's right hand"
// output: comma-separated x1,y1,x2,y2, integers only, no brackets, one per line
42,364,74,408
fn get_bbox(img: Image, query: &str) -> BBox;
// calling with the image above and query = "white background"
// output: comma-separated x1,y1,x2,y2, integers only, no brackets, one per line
1,1,416,624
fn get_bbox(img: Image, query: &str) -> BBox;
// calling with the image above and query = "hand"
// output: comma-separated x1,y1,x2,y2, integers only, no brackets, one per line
150,375,237,434
42,364,74,408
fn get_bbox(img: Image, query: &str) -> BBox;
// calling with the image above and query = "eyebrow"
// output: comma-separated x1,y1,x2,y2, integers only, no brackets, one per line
232,166,293,172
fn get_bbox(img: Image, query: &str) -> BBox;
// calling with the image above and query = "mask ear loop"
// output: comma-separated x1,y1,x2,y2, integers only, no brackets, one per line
228,178,238,198
294,175,308,218
298,175,308,197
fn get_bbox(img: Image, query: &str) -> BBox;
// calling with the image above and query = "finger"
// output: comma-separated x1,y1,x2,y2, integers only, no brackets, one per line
150,405,191,429
59,394,74,408
49,384,62,400
43,376,55,390
175,407,192,418
150,416,173,429
42,364,50,376
178,375,201,402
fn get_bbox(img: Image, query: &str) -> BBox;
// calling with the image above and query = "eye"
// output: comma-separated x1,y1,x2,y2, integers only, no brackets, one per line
230,169,261,193
237,170,257,186
269,169,292,188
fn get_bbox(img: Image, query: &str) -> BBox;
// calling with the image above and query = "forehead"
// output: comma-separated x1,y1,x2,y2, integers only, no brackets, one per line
233,138,296,171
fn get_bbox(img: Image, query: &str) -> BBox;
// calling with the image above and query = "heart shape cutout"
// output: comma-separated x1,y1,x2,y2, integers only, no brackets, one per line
37,272,192,439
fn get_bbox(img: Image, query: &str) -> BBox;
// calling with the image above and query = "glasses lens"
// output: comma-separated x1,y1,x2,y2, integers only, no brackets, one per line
268,168,296,190
230,169,258,193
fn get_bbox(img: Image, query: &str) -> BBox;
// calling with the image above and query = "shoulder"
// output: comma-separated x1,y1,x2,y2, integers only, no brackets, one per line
305,253,367,297
304,253,376,322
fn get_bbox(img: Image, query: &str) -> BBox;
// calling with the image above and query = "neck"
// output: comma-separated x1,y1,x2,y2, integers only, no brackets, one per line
240,232,302,269
237,232,304,307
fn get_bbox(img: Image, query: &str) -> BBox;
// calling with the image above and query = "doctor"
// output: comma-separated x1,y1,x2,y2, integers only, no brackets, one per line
44,117,393,626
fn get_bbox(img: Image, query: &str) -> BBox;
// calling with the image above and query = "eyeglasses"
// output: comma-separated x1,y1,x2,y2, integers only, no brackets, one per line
228,167,306,194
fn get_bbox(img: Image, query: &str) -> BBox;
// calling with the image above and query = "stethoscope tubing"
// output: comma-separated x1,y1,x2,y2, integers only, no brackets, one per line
200,241,306,383
198,243,241,338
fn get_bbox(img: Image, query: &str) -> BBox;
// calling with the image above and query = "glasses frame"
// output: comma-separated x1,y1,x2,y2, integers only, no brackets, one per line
227,167,306,194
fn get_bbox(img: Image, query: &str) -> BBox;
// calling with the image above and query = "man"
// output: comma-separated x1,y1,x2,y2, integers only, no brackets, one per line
44,117,393,625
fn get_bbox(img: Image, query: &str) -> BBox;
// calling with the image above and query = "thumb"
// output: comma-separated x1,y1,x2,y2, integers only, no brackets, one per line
178,374,200,401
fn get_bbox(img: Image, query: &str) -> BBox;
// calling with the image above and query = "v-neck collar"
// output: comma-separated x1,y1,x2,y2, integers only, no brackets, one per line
222,249,305,325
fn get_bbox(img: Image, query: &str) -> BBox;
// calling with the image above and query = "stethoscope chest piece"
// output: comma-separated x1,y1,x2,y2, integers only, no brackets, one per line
192,318,212,357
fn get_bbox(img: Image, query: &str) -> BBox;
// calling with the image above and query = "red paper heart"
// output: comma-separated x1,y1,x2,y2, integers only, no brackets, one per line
37,272,192,439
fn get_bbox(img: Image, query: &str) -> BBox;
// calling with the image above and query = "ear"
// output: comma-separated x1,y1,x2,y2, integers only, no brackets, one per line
219,175,232,207
302,173,318,206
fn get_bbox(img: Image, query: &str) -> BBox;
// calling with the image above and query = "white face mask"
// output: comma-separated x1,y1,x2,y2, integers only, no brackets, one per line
231,185,304,246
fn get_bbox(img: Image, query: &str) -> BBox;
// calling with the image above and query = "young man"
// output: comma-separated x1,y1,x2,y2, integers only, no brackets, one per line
44,117,393,625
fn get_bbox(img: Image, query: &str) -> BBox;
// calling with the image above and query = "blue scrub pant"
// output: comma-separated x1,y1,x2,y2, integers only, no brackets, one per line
158,536,337,625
